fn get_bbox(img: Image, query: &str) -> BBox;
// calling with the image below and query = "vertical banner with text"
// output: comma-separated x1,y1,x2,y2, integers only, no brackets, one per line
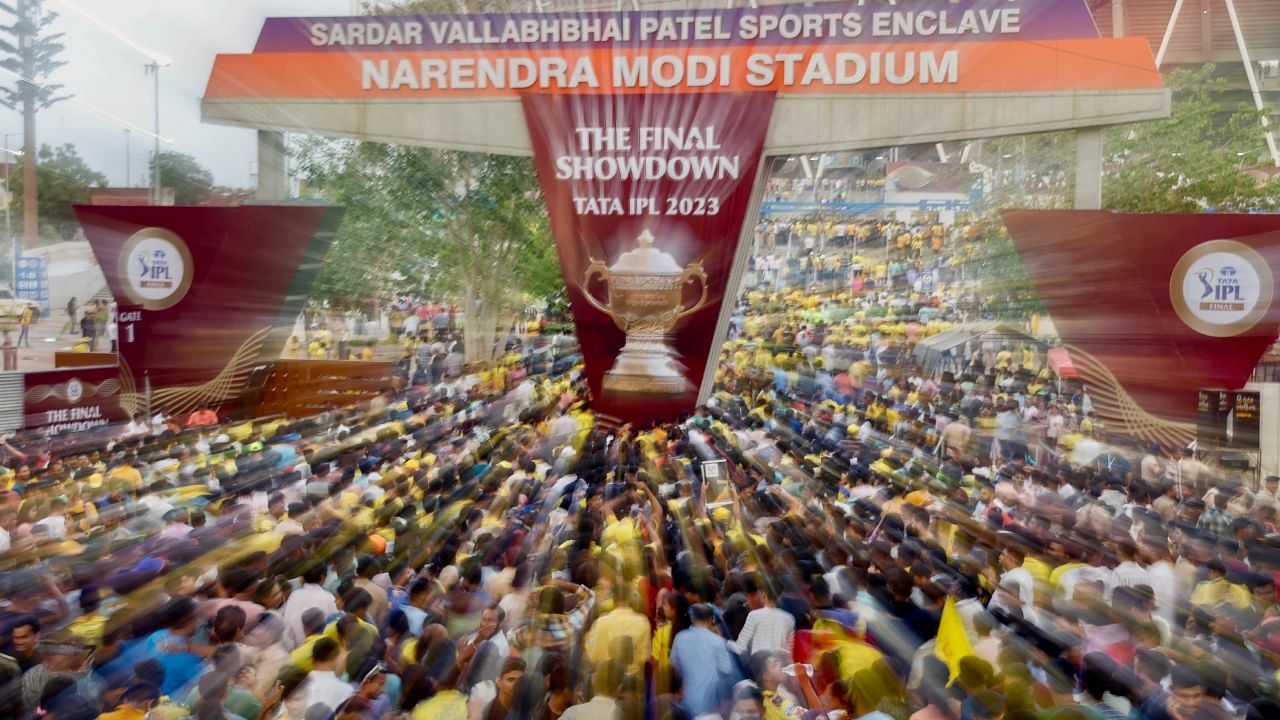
524,92,774,426
14,254,49,317
1004,210,1280,447
74,205,343,423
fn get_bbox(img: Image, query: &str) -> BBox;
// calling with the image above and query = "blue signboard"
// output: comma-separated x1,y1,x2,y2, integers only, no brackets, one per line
919,268,936,292
14,254,49,316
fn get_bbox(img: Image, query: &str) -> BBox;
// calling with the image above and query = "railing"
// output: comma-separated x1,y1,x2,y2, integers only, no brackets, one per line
1251,361,1280,384
242,359,402,419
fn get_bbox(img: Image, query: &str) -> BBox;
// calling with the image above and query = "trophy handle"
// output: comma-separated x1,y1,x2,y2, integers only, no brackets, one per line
675,262,709,321
581,260,612,316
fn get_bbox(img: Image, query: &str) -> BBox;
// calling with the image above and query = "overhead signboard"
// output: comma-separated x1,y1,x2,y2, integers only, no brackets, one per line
203,1,1164,426
1196,389,1229,450
1232,390,1261,449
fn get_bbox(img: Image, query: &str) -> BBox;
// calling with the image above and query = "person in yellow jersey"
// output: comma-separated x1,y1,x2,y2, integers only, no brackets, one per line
995,345,1013,370
107,456,143,491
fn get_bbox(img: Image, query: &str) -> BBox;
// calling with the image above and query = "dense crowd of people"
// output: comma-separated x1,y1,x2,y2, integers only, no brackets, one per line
0,313,1273,720
0,216,1275,720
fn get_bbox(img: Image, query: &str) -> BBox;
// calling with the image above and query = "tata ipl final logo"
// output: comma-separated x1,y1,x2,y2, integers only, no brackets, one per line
118,228,193,311
1171,239,1273,337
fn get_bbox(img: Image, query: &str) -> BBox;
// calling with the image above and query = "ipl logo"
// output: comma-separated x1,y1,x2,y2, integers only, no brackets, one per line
1171,240,1273,338
119,228,192,311
1194,265,1245,312
136,249,174,288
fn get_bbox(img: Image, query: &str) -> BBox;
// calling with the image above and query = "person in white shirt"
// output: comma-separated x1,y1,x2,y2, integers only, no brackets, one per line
301,637,353,715
1057,540,1114,603
560,659,623,720
988,542,1035,615
1139,536,1184,628
1045,405,1066,444
274,503,307,536
1176,448,1209,490
1107,539,1151,601
1140,444,1164,485
282,565,338,646
971,611,1004,667
33,498,68,540
732,584,795,659
1255,475,1280,513
122,412,153,438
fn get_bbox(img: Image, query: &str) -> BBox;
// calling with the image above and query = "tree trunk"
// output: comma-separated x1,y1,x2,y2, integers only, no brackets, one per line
462,271,509,366
462,276,479,364
478,296,500,364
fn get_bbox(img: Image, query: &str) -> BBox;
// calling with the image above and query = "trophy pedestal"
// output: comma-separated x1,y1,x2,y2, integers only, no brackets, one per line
602,333,691,396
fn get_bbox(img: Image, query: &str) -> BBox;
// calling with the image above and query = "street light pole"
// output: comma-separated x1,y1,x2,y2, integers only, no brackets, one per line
124,129,130,188
3,155,10,292
147,61,161,204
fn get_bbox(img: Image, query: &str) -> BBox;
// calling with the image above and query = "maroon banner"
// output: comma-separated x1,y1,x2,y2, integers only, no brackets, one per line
23,367,128,435
523,91,774,426
73,205,343,422
1003,210,1280,446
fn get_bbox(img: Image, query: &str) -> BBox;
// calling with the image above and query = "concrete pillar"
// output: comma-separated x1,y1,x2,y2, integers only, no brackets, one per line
1201,0,1214,54
1074,128,1103,210
257,130,288,201
1112,0,1126,37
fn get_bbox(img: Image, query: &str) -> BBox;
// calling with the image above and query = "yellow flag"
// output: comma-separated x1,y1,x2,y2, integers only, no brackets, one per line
934,596,975,682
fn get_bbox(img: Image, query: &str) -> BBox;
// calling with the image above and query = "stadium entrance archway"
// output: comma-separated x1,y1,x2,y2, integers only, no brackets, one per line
200,3,1167,425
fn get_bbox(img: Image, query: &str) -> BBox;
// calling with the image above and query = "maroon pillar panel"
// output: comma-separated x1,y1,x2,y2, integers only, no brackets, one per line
74,205,343,420
524,92,774,426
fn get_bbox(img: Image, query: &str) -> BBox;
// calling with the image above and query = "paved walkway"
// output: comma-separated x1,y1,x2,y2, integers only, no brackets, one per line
0,312,109,374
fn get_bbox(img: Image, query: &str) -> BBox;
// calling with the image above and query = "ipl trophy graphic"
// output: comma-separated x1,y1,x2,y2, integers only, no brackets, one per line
582,229,708,395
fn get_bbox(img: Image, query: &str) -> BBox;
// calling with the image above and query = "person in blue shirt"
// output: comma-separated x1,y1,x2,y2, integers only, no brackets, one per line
142,598,205,697
670,602,741,717
772,366,789,394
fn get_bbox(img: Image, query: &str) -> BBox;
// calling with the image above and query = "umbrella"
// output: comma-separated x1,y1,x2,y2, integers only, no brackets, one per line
1047,347,1077,379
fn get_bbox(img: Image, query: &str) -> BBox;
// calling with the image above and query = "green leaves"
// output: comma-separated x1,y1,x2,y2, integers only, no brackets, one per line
0,4,68,112
150,152,214,206
295,138,559,360
1103,64,1278,213
9,143,106,242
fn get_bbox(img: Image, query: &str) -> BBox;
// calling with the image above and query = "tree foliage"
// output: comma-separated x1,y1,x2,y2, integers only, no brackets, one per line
296,138,560,363
152,151,215,205
1103,64,1278,213
10,143,106,241
0,1,68,112
949,132,1074,321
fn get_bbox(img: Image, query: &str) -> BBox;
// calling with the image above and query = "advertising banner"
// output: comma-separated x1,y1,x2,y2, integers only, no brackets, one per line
1196,389,1230,450
1004,211,1280,447
14,254,49,317
73,206,343,422
253,2,1102,53
207,2,1162,101
524,92,773,424
1232,390,1261,449
200,2,1164,427
24,367,128,435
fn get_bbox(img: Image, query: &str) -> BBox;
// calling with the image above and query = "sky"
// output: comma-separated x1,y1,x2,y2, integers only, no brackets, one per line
13,0,355,189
